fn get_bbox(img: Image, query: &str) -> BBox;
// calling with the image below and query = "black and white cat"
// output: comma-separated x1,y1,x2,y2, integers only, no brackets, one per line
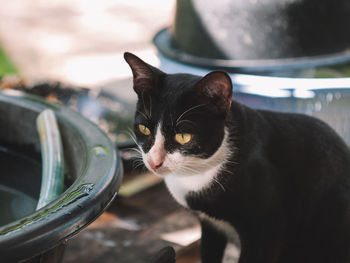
124,52,350,263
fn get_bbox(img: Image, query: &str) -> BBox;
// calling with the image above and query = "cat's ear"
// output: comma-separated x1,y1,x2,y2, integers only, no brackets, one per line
124,52,162,94
195,71,233,112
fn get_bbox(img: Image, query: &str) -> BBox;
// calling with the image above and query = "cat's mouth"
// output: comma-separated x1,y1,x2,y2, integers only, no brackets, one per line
151,166,172,178
142,152,174,177
142,157,172,177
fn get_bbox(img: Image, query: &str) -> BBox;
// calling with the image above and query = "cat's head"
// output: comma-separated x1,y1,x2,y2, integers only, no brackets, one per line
124,52,232,177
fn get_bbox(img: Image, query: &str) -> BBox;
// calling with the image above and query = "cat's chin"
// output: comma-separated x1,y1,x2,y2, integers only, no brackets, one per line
152,168,172,178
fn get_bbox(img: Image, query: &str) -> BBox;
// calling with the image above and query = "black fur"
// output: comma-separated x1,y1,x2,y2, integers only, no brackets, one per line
125,52,350,263
189,103,350,263
150,247,176,263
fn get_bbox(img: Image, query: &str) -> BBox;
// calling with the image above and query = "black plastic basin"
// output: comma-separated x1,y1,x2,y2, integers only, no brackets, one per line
0,91,123,262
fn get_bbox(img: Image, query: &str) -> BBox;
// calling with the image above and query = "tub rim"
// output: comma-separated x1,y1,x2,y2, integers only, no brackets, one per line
0,91,123,262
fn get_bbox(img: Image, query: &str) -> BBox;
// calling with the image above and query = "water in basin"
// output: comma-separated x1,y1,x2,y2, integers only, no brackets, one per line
0,185,37,226
0,146,41,226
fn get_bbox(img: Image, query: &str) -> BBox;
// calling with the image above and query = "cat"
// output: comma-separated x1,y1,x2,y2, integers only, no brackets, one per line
150,246,176,263
124,52,350,263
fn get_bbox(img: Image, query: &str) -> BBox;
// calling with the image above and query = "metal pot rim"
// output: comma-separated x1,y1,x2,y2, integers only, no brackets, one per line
154,28,350,74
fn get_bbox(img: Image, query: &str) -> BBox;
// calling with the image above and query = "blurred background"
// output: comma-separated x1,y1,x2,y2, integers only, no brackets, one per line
0,0,173,86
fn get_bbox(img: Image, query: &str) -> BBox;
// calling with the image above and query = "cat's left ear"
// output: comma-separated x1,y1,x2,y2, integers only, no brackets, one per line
124,52,163,94
195,71,233,112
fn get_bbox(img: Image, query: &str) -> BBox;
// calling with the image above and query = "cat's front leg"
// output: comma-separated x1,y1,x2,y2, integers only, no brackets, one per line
200,219,227,263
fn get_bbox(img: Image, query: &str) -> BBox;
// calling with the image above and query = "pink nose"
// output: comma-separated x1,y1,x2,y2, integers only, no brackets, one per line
148,159,164,170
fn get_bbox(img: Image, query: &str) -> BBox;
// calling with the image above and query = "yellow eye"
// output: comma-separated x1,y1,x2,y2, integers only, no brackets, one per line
138,124,150,136
175,133,192,145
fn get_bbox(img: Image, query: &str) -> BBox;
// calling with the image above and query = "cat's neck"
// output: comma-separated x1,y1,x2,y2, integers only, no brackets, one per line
164,128,233,207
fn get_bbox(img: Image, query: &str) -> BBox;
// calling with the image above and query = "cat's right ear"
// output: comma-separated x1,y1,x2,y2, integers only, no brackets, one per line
124,52,160,94
195,71,233,113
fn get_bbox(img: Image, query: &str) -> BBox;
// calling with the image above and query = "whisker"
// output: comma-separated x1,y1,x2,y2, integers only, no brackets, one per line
213,177,226,192
137,110,149,121
180,166,202,175
126,129,145,155
132,158,143,164
182,160,217,169
131,155,144,162
127,127,136,136
126,128,137,140
176,119,196,128
225,160,239,165
128,149,143,156
132,161,146,170
176,104,205,124
181,166,197,172
122,147,143,155
127,132,138,145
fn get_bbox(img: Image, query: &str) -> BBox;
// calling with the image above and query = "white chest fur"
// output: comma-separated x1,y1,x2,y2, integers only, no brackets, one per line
164,130,231,208
164,164,223,207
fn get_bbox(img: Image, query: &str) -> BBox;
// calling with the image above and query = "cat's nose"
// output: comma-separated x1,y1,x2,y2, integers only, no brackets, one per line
148,159,164,170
